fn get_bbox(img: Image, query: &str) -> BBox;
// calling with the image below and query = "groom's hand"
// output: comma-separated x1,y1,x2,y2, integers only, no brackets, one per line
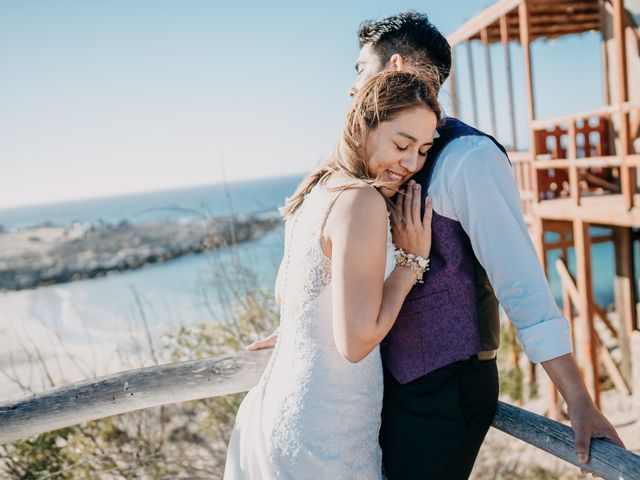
246,331,279,351
542,353,625,475
567,400,625,475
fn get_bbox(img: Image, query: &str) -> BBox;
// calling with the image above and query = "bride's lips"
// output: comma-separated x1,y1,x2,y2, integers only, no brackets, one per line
384,169,405,185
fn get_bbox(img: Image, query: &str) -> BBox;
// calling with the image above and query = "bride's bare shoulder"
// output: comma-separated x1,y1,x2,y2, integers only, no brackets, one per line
329,183,387,229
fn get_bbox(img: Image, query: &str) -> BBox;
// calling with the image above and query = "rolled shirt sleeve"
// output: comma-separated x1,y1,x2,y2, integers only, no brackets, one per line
431,136,572,363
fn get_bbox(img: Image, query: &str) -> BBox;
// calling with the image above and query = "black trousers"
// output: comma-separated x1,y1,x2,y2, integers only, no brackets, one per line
379,357,499,480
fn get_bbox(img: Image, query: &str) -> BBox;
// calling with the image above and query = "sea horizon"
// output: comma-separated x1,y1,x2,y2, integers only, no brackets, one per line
0,173,304,231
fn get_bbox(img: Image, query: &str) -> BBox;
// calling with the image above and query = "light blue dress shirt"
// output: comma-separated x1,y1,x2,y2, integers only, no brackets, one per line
428,135,572,363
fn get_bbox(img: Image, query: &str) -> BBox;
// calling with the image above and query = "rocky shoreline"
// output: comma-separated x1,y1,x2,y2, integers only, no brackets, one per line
0,213,282,291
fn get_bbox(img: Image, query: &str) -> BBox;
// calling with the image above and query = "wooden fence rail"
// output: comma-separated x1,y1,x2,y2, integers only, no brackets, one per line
1,351,639,479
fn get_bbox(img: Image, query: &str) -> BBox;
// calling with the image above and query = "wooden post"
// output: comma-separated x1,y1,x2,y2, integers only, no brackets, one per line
500,14,518,150
632,330,640,409
598,0,612,107
614,227,638,385
519,1,539,203
531,218,559,414
612,0,634,209
573,220,600,407
449,47,460,119
568,119,580,205
481,27,497,137
466,40,479,127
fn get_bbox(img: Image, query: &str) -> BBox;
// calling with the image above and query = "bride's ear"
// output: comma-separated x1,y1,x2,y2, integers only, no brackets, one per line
388,54,407,72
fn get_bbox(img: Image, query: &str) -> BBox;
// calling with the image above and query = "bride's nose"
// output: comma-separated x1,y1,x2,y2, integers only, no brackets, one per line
400,152,420,173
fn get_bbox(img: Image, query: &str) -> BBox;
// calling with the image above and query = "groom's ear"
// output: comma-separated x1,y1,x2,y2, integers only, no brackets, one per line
387,54,407,72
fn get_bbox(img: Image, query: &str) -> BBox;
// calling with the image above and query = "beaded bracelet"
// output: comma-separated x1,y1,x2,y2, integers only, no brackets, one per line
394,248,430,284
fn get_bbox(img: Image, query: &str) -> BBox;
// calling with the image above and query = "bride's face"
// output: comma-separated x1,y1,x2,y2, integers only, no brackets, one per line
364,106,438,197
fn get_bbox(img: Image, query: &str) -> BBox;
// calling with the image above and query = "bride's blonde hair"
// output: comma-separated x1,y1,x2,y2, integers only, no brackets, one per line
280,69,441,219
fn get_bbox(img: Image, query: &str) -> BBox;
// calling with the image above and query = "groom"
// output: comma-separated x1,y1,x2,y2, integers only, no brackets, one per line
250,11,624,479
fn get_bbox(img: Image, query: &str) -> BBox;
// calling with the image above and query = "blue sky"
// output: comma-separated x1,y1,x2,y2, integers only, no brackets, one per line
0,1,603,208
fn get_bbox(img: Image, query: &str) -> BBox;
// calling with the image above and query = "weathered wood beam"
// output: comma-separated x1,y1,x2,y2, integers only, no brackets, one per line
501,15,518,150
531,102,640,130
481,28,497,136
582,172,622,192
614,227,638,385
0,350,272,445
593,302,620,340
449,47,460,118
568,119,580,205
519,1,539,204
475,23,602,44
1,351,640,479
493,402,640,479
533,195,640,227
532,155,623,169
573,220,601,406
529,13,602,24
596,334,631,396
466,41,479,127
556,257,581,308
612,0,634,209
448,0,523,46
529,1,600,13
544,234,613,252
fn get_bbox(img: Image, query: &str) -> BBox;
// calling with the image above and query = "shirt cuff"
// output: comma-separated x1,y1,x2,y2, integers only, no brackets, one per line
516,316,573,363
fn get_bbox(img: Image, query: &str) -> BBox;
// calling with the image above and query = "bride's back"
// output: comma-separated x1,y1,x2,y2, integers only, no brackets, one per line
248,178,391,477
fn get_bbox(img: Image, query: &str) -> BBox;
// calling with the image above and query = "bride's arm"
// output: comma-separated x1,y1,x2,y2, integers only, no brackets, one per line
328,182,431,363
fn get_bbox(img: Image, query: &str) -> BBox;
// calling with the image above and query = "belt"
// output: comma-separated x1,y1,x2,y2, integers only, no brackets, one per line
465,350,498,363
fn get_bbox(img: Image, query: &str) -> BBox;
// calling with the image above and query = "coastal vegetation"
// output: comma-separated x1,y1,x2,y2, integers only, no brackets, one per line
0,246,279,478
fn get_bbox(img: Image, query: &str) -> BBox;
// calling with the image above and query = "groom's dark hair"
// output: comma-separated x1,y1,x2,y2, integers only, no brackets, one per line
358,11,451,85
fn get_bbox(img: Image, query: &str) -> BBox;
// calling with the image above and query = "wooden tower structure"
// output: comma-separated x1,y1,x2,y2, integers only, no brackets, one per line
447,0,640,409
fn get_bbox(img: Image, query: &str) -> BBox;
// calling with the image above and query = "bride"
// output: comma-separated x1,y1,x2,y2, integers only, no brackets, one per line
224,70,440,479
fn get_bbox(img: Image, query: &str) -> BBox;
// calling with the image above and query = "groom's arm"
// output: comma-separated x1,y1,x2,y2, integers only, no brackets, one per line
437,136,571,362
436,136,624,464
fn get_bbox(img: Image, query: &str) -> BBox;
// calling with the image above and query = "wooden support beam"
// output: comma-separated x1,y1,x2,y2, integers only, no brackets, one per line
555,257,581,317
1,351,639,479
593,303,619,340
573,220,600,406
544,234,613,253
614,227,638,385
597,334,631,396
632,331,640,408
612,0,634,209
568,119,580,205
447,0,523,46
599,0,612,107
561,269,576,352
492,402,640,479
466,41,479,127
500,15,518,150
531,102,640,130
0,350,273,445
449,47,460,119
481,28,497,137
519,2,539,203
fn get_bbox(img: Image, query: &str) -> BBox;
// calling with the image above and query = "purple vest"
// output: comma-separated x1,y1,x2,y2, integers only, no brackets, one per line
381,118,508,385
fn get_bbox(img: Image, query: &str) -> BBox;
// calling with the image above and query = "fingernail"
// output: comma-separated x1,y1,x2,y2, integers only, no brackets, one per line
578,454,587,463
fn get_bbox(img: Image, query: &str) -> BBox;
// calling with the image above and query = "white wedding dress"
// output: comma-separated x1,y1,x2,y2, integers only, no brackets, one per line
224,178,395,479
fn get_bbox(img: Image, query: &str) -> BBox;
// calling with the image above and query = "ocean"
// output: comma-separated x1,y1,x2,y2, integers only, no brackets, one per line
0,174,632,398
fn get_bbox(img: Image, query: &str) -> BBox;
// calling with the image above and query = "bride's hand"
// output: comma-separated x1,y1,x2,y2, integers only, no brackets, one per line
391,180,433,259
